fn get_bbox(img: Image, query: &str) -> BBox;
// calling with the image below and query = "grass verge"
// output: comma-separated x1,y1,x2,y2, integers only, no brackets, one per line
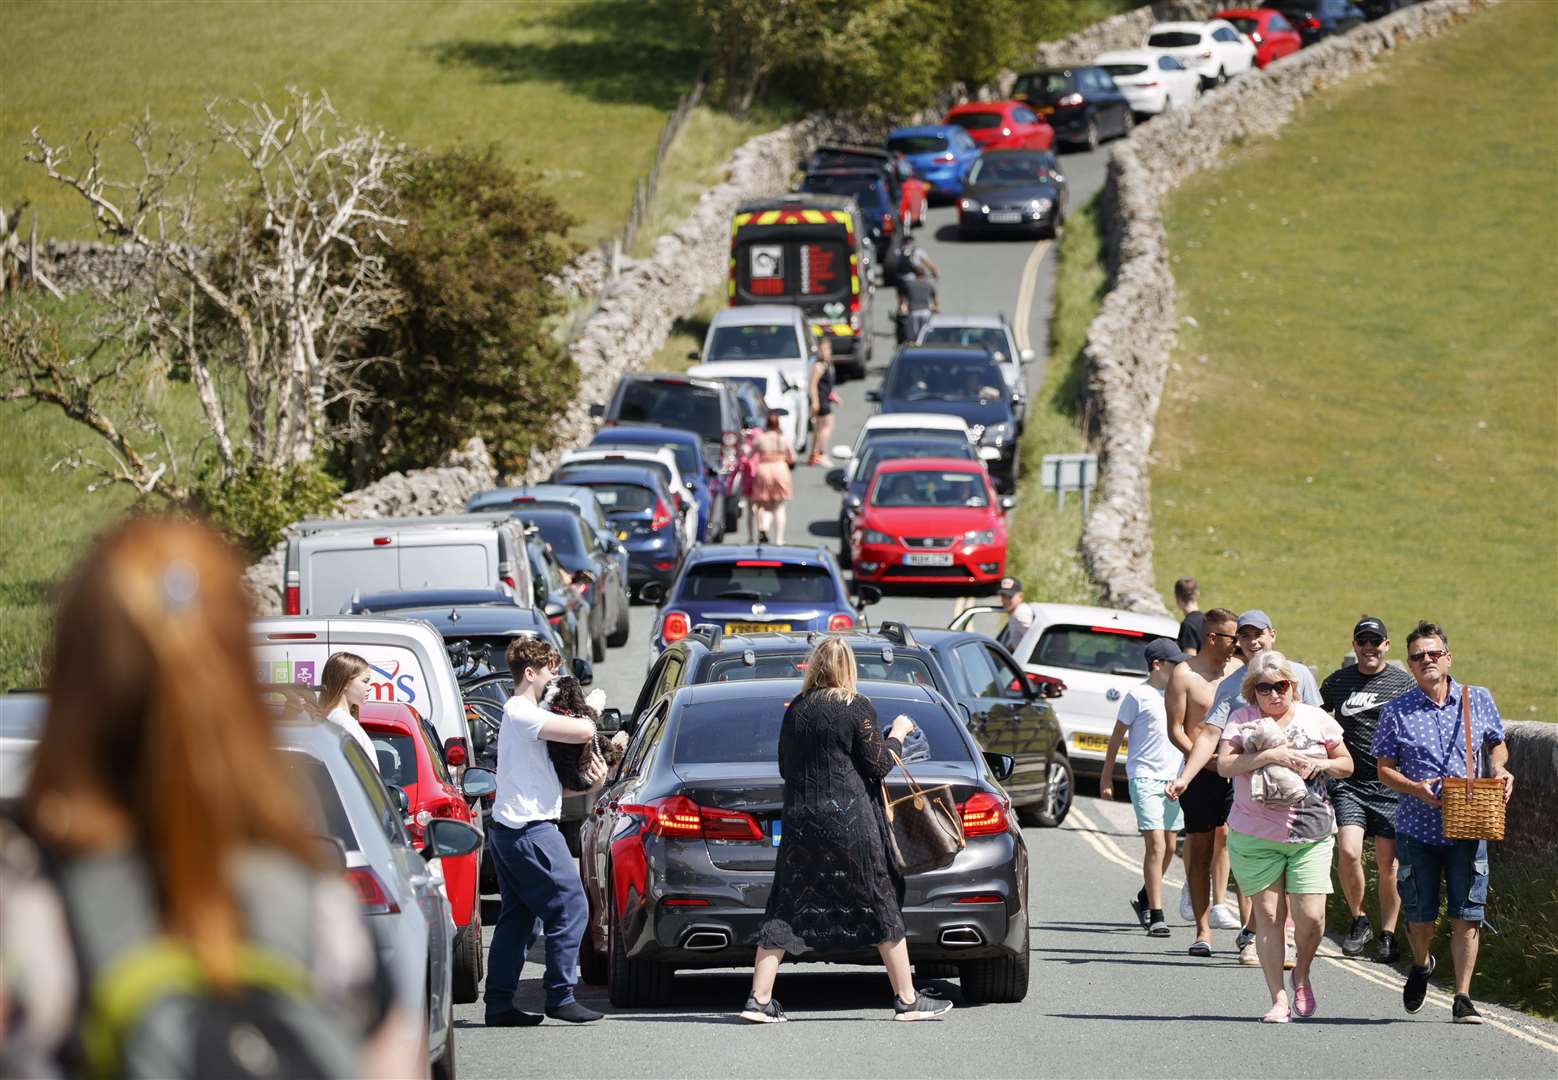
1152,0,1557,719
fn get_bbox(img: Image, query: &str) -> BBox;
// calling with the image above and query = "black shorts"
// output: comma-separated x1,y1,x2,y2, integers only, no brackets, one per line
815,401,833,418
1181,768,1233,835
1329,778,1397,839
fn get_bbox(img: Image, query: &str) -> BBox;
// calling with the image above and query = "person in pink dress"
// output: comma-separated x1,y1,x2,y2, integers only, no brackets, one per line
749,409,795,544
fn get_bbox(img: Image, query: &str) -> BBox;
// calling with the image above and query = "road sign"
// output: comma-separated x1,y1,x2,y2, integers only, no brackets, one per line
1040,452,1097,514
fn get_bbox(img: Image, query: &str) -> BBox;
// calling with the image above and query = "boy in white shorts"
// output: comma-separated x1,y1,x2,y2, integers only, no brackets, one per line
1101,639,1189,937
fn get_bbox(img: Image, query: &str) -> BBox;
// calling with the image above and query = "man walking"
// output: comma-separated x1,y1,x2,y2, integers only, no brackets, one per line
896,263,939,343
485,637,608,1026
1174,577,1205,656
1163,608,1242,957
996,576,1037,656
1374,622,1514,1024
1320,616,1415,962
1101,639,1188,938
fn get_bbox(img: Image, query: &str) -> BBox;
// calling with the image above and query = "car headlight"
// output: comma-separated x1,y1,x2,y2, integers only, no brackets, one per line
980,421,1012,445
964,529,996,545
1030,198,1053,213
958,198,988,213
862,529,893,546
967,423,986,441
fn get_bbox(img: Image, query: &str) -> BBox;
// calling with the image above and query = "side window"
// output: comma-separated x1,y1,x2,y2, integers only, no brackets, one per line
954,642,1002,700
1160,56,1183,71
1269,14,1293,32
650,654,686,707
1013,106,1038,125
985,646,1028,701
343,739,406,845
621,703,668,778
418,717,451,785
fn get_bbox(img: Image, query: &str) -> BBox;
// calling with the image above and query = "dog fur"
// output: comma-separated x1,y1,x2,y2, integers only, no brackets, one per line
542,676,620,790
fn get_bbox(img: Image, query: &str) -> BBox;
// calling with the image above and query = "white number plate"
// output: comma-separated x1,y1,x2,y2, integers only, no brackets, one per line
903,553,954,566
988,211,1023,223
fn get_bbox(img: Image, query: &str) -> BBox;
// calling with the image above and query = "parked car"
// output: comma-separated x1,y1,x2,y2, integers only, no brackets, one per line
588,425,729,543
1212,8,1304,67
646,543,862,660
525,528,597,667
917,313,1033,429
1265,0,1366,44
467,483,612,539
885,124,983,201
578,678,1030,1006
827,433,982,566
548,462,688,599
849,457,1012,591
956,150,1069,241
949,602,1179,779
1144,19,1258,88
283,513,533,618
592,372,745,493
343,588,571,683
0,693,45,805
797,168,902,268
1093,49,1203,114
510,506,631,648
831,410,978,469
943,101,1056,152
688,361,809,452
560,446,699,551
1011,66,1134,150
869,346,1023,490
359,701,494,1004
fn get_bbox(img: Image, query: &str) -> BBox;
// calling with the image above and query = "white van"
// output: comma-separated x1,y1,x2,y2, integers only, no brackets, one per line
284,513,532,618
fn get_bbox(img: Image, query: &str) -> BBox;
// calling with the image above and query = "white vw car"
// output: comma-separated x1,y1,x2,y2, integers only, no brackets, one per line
1144,19,1257,89
1095,48,1203,115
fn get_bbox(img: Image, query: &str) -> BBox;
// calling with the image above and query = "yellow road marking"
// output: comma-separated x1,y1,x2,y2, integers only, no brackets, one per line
1012,239,1051,353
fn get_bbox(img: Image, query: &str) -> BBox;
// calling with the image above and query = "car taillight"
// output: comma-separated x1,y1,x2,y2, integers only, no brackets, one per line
444,737,468,768
662,611,691,643
938,152,955,162
1199,49,1213,59
501,575,515,589
344,866,401,915
959,792,1008,837
285,585,300,615
650,500,673,531
1056,93,1083,108
1303,15,1320,29
828,613,854,632
622,795,763,841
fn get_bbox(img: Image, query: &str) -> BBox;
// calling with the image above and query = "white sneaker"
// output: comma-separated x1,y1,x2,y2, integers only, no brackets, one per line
1178,882,1195,922
1209,904,1242,930
1238,942,1260,967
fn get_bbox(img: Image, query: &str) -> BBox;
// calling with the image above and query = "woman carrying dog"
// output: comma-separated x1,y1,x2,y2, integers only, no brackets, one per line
741,636,952,1023
1218,650,1353,1023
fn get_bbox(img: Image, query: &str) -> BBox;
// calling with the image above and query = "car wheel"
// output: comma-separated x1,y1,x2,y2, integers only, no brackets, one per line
607,588,631,647
608,900,674,1007
431,1022,457,1080
958,922,1030,1003
451,918,481,1005
1120,108,1134,137
592,612,607,662
1216,67,1228,87
1084,119,1099,152
1019,751,1074,828
579,899,609,986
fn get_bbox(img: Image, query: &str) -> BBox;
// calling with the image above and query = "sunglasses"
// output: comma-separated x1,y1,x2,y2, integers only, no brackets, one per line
1207,630,1237,643
1408,649,1447,664
1354,635,1383,647
1254,681,1291,696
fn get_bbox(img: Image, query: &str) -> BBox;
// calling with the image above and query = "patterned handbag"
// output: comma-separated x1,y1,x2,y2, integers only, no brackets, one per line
1440,687,1505,841
880,751,966,875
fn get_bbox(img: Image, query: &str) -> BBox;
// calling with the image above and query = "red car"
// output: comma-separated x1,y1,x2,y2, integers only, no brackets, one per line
943,101,1055,152
1215,7,1303,67
850,457,1008,588
360,701,488,1004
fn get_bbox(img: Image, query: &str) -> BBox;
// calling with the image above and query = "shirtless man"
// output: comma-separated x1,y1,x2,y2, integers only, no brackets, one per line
1163,607,1242,956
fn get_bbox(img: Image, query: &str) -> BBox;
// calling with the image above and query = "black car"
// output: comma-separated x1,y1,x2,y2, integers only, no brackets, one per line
826,433,980,566
549,462,688,597
1269,0,1366,44
513,508,630,649
1012,66,1133,151
1357,0,1417,17
591,373,745,496
579,678,1030,1006
956,151,1069,241
798,168,901,267
525,529,597,663
869,346,1022,491
344,587,570,670
802,143,905,210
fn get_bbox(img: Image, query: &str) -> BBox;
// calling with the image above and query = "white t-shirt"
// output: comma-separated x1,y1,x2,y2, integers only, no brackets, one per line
1115,684,1182,781
326,706,378,772
998,602,1037,655
493,695,564,827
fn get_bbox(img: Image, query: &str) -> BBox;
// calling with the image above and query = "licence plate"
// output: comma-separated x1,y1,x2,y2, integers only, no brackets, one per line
1072,733,1120,754
726,622,791,634
771,819,782,847
902,552,954,566
617,530,629,540
989,211,1023,224
1036,105,1055,115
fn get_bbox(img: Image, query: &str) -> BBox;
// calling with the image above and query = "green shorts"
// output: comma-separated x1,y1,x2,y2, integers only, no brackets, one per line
1226,830,1335,895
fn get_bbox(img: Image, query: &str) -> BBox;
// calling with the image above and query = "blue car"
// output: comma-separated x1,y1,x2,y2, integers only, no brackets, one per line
887,124,982,201
647,544,861,660
547,462,687,599
588,424,727,543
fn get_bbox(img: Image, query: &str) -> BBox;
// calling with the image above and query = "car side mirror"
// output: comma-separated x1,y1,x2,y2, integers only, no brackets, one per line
572,656,594,686
589,403,605,418
1020,349,1036,363
999,495,1017,511
983,751,1016,783
390,786,411,816
422,818,482,862
853,583,883,608
831,445,854,461
825,468,847,491
460,766,497,800
639,581,667,604
598,706,623,733
686,350,700,361
544,600,565,620
620,712,640,738
864,389,881,403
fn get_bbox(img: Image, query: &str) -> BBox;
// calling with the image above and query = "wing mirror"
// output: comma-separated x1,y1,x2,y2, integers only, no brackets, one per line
1020,348,1035,363
572,656,594,686
421,818,482,862
639,581,668,604
864,389,881,403
982,751,1016,782
825,468,847,491
460,766,497,800
978,446,1001,462
598,707,623,733
853,583,883,609
390,786,411,816
831,445,854,460
999,495,1017,511
588,403,605,418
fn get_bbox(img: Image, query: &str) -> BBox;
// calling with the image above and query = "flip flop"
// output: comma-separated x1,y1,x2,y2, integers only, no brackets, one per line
1188,940,1212,958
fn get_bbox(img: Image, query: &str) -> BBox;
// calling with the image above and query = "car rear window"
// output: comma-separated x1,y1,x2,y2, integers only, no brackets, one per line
1148,31,1202,47
678,561,838,604
278,749,360,852
614,382,722,438
966,155,1053,187
883,354,1006,403
1029,625,1168,676
1101,63,1149,77
800,173,876,197
1013,73,1074,101
519,513,588,556
708,324,800,361
870,470,988,508
595,436,701,479
921,326,1012,358
672,695,970,765
367,731,419,789
706,652,937,686
569,482,655,513
1224,17,1259,35
888,135,950,155
949,111,1003,130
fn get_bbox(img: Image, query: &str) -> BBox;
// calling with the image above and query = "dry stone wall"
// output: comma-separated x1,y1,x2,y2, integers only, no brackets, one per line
1077,0,1495,615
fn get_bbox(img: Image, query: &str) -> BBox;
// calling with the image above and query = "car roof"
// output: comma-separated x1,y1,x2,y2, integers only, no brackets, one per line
1020,66,1097,76
872,456,985,474
925,314,1008,330
1029,602,1180,636
358,701,421,730
1210,8,1265,16
468,484,599,509
289,511,512,535
593,424,702,445
685,542,832,567
862,412,971,433
888,124,963,137
355,587,516,609
736,193,857,215
947,100,1020,113
1095,48,1174,63
1149,20,1215,32
892,345,1000,363
672,677,939,709
688,362,781,382
708,305,807,327
552,463,668,486
565,446,675,464
390,605,545,632
619,371,726,391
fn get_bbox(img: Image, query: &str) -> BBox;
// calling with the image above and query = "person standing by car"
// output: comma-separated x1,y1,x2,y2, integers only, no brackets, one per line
808,337,838,468
1373,621,1514,1025
1174,576,1205,656
1100,639,1188,938
318,651,377,768
750,408,796,544
485,636,609,1027
0,517,418,1078
996,576,1038,655
1218,650,1353,1023
1320,616,1415,963
742,636,952,1023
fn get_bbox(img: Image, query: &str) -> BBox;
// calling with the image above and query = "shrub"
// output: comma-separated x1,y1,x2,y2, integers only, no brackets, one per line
196,457,342,558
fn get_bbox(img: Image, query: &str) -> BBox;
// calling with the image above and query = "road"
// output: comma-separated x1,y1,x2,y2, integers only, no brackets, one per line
451,143,1558,1076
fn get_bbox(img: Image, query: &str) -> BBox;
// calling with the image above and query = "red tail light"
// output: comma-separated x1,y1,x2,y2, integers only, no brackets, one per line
285,585,300,615
700,804,764,841
622,795,763,841
650,500,673,531
959,792,1008,837
1056,93,1083,108
548,611,564,626
500,575,515,589
827,613,854,632
444,737,468,768
662,897,710,907
344,866,401,915
662,611,691,643
955,894,1005,904
1303,15,1320,29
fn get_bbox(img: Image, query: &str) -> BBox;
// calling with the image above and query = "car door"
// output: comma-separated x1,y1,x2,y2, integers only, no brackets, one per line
950,640,1009,753
983,642,1058,762
582,699,669,937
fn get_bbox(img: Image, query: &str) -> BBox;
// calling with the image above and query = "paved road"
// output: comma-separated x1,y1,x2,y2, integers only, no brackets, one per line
451,143,1558,1076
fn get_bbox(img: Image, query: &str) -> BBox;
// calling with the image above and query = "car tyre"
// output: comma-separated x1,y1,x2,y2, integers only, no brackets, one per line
958,923,1030,1003
592,612,607,662
1083,118,1099,152
451,918,481,1005
1120,109,1134,137
916,961,959,980
431,1022,457,1080
579,901,609,986
608,901,674,1007
1019,750,1074,828
1216,67,1228,87
607,589,631,647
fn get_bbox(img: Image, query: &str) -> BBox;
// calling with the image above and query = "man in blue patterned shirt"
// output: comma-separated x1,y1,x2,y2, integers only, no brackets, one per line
1373,621,1515,1026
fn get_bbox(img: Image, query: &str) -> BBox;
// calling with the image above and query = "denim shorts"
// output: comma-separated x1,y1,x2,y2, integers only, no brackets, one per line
1397,836,1488,925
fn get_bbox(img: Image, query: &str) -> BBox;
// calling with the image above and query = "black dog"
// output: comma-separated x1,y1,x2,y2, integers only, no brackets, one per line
542,676,619,790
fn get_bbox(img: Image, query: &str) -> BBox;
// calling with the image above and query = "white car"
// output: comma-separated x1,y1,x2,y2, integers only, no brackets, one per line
832,411,998,481
558,446,698,551
950,602,1179,778
915,314,1033,430
1144,20,1257,88
687,361,810,452
1095,48,1202,115
696,305,815,423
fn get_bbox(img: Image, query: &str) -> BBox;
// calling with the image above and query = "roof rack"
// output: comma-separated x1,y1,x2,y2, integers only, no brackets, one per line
877,621,917,647
688,623,724,650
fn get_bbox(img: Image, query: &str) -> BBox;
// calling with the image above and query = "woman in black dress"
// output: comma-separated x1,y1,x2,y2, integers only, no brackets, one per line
740,636,954,1023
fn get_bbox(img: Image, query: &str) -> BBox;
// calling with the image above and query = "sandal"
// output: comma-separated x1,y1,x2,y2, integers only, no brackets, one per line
1261,1001,1291,1024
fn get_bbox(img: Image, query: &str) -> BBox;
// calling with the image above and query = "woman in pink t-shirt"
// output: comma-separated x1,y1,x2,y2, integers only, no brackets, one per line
1218,650,1353,1023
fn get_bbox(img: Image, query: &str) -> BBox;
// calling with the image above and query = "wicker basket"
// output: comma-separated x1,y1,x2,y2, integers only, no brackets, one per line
1439,686,1506,841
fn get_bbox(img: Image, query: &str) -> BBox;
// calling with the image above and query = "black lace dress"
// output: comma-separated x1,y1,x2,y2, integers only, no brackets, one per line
757,690,906,954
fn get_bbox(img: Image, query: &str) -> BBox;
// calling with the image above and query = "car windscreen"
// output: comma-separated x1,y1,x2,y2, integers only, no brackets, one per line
708,324,800,361
920,326,1011,358
673,695,971,765
518,513,587,556
614,382,722,439
870,469,989,508
595,435,701,479
678,561,838,604
563,481,655,514
1013,73,1074,101
1147,31,1202,47
966,155,1052,187
950,111,1004,130
1100,62,1149,77
883,355,1006,403
1029,625,1167,676
707,652,937,687
278,749,360,852
888,134,950,155
367,731,419,789
858,440,974,483
1223,17,1259,35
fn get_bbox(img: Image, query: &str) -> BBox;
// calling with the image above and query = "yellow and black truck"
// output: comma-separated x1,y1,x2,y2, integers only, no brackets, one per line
728,194,874,380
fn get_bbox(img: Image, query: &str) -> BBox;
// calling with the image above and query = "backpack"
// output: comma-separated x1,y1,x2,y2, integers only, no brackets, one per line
894,244,917,281
52,849,361,1079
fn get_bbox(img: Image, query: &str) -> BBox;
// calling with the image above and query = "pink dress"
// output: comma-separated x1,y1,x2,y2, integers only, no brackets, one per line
750,431,793,503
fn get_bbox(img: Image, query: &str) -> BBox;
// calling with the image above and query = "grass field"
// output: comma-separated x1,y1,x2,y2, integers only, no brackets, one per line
1153,1,1557,720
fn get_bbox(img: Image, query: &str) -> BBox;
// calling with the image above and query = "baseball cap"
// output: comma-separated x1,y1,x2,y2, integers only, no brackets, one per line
1353,616,1387,640
1236,609,1273,632
998,576,1022,597
1144,639,1189,666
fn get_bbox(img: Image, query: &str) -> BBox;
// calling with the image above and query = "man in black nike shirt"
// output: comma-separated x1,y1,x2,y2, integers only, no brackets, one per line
1320,616,1416,962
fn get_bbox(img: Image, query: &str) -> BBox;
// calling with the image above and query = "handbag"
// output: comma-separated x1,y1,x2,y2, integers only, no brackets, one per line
1439,685,1505,841
880,751,966,875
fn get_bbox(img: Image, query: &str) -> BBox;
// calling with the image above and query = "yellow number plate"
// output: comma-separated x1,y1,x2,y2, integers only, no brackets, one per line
726,622,792,634
1036,105,1055,115
1072,733,1120,753
617,530,629,540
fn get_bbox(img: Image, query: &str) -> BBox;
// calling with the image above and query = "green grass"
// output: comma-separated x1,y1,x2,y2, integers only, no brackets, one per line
645,286,728,374
1152,0,1558,720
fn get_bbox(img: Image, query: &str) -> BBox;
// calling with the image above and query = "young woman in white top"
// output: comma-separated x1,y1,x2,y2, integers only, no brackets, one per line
318,652,378,769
